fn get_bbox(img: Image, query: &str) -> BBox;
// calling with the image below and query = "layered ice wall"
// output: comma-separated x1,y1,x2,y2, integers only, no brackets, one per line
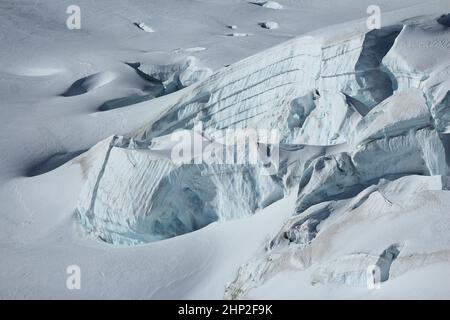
137,26,401,145
137,36,322,143
77,136,285,244
76,15,450,248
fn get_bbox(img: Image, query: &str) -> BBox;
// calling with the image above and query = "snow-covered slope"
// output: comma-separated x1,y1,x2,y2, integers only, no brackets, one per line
1,0,450,299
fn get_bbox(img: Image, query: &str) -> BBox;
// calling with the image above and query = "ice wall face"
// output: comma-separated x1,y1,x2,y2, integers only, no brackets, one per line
77,136,285,244
77,16,450,249
137,26,401,146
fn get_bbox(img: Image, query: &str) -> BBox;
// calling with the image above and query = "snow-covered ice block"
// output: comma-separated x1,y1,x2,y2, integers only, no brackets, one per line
135,22,154,33
227,33,251,37
137,56,212,93
260,1,283,10
383,23,450,91
260,21,279,30
352,88,431,146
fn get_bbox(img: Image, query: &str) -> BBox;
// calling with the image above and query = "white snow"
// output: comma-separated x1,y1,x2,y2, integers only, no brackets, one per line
227,33,252,37
1,0,450,300
260,1,283,10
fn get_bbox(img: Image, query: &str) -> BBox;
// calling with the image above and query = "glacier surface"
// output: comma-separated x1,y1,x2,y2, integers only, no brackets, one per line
77,14,450,254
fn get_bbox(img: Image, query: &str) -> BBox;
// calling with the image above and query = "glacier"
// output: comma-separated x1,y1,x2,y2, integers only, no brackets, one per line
76,15,450,249
2,0,450,300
